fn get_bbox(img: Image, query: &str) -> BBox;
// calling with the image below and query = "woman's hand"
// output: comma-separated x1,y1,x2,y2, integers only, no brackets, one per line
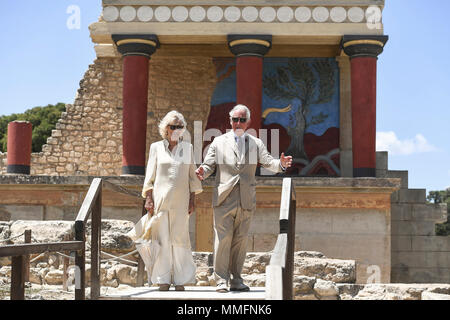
145,192,154,216
188,193,195,215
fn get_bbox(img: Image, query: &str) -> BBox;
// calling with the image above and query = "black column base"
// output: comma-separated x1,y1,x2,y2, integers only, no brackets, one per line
122,166,145,176
353,167,376,177
7,165,30,175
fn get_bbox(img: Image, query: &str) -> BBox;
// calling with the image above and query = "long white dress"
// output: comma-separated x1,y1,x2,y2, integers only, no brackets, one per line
141,139,202,285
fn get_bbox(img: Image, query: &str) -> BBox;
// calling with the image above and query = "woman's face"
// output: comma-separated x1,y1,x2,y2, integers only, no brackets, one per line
167,119,185,142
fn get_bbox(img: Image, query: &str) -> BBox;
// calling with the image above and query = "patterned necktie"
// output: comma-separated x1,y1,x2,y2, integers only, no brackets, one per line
237,136,244,161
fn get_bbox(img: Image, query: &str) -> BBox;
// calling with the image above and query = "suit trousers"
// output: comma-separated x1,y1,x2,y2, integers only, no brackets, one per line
213,183,253,285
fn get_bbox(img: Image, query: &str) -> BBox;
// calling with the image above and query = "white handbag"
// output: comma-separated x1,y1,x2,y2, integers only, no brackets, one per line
135,239,161,285
127,212,162,285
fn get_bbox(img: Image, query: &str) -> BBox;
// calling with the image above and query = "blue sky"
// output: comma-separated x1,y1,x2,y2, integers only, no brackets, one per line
0,1,449,192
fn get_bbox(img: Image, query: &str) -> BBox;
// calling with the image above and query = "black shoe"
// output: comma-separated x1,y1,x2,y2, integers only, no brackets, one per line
230,283,250,292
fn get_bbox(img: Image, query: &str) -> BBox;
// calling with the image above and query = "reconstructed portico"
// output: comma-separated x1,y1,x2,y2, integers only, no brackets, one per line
90,0,388,178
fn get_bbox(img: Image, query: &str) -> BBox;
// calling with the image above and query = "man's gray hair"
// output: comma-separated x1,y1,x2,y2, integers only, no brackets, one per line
158,110,187,139
229,104,251,120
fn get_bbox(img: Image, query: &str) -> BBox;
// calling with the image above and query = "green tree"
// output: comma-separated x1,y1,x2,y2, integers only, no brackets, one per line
0,103,66,153
427,188,450,236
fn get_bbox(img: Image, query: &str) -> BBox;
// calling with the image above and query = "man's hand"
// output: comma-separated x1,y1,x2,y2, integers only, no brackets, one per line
189,199,195,215
145,196,154,216
280,153,293,169
195,166,204,181
188,193,195,215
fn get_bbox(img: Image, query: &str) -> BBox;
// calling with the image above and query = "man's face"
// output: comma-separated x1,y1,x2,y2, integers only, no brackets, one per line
230,109,250,136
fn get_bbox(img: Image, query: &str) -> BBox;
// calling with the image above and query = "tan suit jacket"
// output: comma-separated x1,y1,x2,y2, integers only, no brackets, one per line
201,130,283,210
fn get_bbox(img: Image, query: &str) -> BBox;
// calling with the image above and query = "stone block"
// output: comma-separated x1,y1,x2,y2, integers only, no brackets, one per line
330,209,388,235
313,279,339,298
391,203,412,221
1,205,44,220
296,209,333,234
391,220,436,236
386,170,408,189
391,190,399,203
397,189,426,204
101,207,141,223
391,236,412,251
44,206,79,221
392,267,450,284
9,220,74,244
249,208,279,234
376,151,388,171
411,236,450,252
393,251,450,269
411,203,447,223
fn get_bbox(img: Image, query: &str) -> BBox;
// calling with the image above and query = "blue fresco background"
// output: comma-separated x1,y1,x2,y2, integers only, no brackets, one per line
210,58,340,137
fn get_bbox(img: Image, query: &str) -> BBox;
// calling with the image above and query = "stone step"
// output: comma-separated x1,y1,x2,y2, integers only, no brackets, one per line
336,283,450,300
376,151,388,171
98,286,266,300
391,189,427,204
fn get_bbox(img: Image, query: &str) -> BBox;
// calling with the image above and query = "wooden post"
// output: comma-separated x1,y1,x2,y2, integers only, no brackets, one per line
11,255,25,300
75,221,86,300
62,252,70,291
90,184,102,300
24,230,31,283
283,196,296,300
136,200,146,287
62,234,70,292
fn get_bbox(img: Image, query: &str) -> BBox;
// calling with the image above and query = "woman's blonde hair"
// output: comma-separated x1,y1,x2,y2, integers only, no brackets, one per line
158,110,187,139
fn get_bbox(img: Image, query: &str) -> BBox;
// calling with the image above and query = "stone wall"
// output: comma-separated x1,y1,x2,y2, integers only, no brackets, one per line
376,151,450,283
0,56,217,176
195,177,399,284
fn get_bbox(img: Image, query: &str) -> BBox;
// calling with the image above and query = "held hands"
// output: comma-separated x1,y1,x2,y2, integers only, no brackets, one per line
280,152,293,169
195,166,205,181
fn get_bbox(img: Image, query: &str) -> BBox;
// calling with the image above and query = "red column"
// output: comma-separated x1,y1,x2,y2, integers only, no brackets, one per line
112,34,159,175
228,35,272,137
342,36,388,177
351,57,377,177
236,56,264,134
7,121,32,174
122,55,149,175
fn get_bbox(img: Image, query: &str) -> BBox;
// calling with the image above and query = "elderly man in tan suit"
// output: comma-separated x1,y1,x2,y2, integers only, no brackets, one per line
196,104,293,292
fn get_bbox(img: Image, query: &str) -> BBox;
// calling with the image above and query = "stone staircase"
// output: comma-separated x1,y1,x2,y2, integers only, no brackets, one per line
98,250,358,300
376,151,450,283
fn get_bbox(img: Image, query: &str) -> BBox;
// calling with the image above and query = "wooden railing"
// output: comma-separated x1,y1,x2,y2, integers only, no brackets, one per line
74,178,145,300
265,178,296,300
0,236,84,300
0,178,145,300
74,177,102,300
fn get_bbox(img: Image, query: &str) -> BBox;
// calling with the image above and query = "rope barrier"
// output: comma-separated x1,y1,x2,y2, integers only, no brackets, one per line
100,250,139,265
0,232,25,243
30,252,46,263
6,233,140,266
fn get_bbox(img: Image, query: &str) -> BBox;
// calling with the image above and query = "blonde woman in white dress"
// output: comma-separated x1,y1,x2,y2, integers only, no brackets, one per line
141,110,202,291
